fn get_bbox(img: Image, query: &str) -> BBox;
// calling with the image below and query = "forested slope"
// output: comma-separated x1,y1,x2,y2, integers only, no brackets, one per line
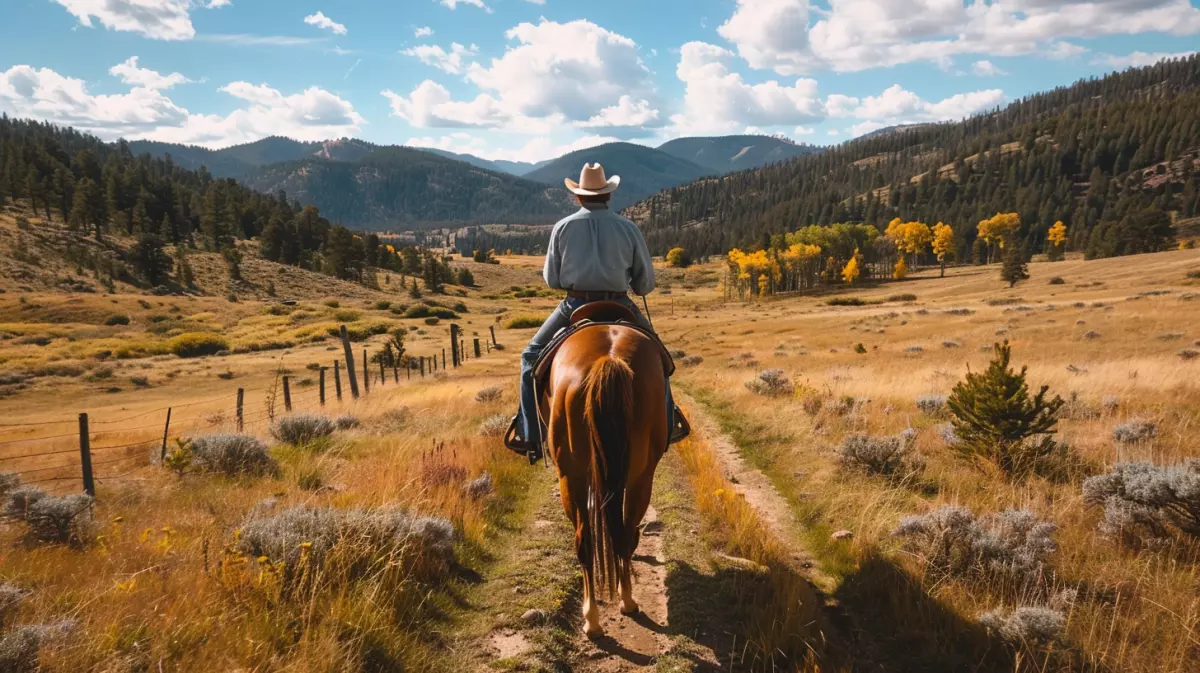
628,55,1200,259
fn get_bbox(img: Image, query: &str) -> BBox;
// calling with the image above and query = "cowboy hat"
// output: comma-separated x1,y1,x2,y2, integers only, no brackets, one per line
564,163,620,196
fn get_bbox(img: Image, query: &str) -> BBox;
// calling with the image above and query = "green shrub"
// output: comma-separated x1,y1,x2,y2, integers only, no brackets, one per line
424,317,440,325
505,316,545,329
169,333,229,358
333,309,361,322
373,301,391,311
327,322,390,342
324,300,340,308
104,314,131,326
887,293,918,302
404,305,432,319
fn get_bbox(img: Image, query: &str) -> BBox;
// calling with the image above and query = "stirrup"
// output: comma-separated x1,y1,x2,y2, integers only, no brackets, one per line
504,416,543,464
668,405,691,445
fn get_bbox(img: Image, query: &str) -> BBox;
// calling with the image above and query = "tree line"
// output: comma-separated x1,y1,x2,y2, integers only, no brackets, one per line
628,54,1200,261
0,116,467,291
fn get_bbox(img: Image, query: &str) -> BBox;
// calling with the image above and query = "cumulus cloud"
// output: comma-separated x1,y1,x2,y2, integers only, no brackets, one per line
670,41,825,135
1045,41,1090,60
828,84,1004,122
206,0,231,7
402,43,479,75
382,80,511,128
438,0,492,12
415,26,434,37
464,19,657,125
0,63,364,148
108,56,191,89
1095,50,1197,68
51,0,195,40
971,60,1005,76
304,11,347,35
578,95,661,134
716,0,1200,74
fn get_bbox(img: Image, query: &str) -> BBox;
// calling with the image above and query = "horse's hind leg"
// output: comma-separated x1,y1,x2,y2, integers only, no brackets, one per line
560,474,602,635
619,471,655,615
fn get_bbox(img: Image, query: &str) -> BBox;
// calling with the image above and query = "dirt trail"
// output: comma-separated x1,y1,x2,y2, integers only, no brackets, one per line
675,392,836,590
575,505,673,671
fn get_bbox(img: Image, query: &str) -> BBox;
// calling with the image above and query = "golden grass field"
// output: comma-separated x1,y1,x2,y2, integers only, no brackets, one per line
2,202,1199,671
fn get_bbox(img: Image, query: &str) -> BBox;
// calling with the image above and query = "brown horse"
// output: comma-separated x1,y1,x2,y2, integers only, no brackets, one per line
538,322,668,636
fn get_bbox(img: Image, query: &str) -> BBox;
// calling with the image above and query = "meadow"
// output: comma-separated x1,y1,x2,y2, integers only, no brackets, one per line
1,209,1198,671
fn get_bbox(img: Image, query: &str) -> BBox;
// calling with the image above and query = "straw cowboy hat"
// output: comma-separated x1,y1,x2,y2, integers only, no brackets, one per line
565,162,620,196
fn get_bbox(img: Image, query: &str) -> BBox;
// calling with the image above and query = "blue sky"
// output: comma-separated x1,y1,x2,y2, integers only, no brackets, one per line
1,1,1198,163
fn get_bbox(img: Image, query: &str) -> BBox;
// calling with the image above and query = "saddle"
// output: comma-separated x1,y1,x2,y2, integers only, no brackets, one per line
532,301,676,385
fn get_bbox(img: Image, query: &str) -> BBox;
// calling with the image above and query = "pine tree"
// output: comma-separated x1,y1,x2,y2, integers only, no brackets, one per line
947,341,1064,476
1000,241,1029,287
131,232,173,286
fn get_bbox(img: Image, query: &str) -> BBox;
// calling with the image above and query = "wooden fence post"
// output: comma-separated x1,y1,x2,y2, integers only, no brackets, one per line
362,348,370,394
236,388,244,431
319,368,326,406
460,339,466,362
379,358,386,385
489,325,498,347
450,324,460,367
334,360,343,400
78,413,94,497
442,349,447,370
340,325,360,399
406,359,411,379
474,338,481,358
420,357,426,377
160,408,172,461
282,376,292,412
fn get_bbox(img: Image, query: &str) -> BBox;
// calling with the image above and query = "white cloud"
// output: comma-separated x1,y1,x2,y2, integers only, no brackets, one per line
578,95,661,131
524,0,547,4
415,26,434,37
108,56,190,89
670,41,825,135
402,43,479,75
1095,50,1197,68
382,80,512,128
794,125,814,135
827,129,839,136
51,0,195,40
971,60,1005,76
1045,41,1089,60
827,84,1003,122
304,11,347,36
0,63,364,148
849,120,888,137
206,0,231,7
438,0,492,12
716,0,1200,74
463,19,658,127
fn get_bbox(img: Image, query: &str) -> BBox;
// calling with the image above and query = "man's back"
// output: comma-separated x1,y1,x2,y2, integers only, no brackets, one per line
543,204,655,296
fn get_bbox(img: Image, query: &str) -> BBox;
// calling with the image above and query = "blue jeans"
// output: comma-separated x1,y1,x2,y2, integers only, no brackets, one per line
518,296,673,446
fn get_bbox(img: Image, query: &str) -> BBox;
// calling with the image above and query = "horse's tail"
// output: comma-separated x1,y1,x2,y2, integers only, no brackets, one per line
582,353,634,598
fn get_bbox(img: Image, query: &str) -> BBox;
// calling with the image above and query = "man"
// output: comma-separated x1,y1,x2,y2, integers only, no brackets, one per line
506,163,687,460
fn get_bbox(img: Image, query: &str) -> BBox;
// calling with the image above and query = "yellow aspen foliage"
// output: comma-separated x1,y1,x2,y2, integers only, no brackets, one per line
841,249,861,284
932,222,955,261
757,273,770,296
893,256,908,280
885,219,933,255
666,247,689,267
978,212,1021,247
1047,221,1067,247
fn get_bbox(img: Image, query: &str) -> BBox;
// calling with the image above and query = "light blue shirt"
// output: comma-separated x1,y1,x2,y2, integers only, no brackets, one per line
543,204,655,296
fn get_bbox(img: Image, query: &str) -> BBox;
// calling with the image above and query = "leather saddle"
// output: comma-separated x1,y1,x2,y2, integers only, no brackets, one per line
532,301,676,384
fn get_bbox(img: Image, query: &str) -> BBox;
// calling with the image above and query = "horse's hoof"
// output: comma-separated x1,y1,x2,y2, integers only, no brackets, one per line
583,625,605,639
620,601,640,616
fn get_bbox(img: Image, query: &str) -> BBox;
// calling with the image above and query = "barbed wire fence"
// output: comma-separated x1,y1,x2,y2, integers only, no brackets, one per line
0,323,502,497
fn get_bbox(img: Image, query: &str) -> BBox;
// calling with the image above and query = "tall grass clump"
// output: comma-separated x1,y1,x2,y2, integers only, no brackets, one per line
1111,420,1157,444
1082,460,1200,546
474,386,503,403
168,332,228,358
188,433,279,477
504,315,544,329
237,505,455,592
946,341,1065,477
978,606,1065,645
915,394,947,416
0,620,76,672
893,506,1057,585
272,413,335,446
478,414,508,437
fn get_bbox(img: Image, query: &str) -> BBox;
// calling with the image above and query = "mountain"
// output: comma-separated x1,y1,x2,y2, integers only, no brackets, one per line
240,146,574,228
419,148,538,176
125,140,253,177
657,135,821,173
127,137,381,179
523,142,713,210
627,54,1200,261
